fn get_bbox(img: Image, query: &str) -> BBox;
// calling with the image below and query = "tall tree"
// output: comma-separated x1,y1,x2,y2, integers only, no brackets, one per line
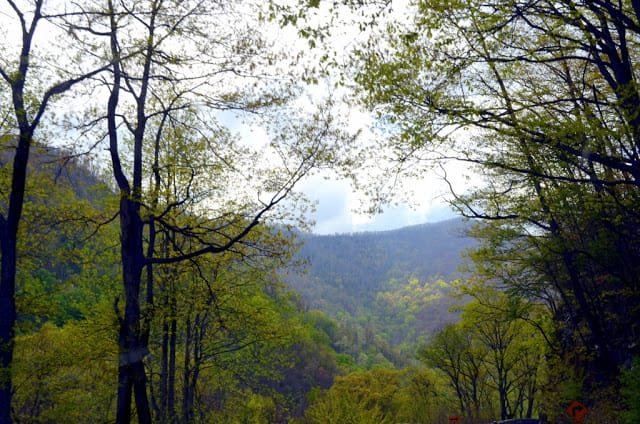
420,323,489,422
0,2,108,421
457,287,543,420
75,1,349,421
420,289,544,422
351,0,640,405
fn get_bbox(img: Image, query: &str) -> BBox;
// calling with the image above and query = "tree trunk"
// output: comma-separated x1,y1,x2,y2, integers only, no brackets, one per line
115,197,152,424
160,317,169,423
168,311,177,423
182,317,192,424
0,235,17,424
0,132,32,424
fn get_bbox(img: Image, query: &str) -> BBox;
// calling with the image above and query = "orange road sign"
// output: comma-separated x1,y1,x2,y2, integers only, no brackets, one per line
566,400,588,421
448,416,461,424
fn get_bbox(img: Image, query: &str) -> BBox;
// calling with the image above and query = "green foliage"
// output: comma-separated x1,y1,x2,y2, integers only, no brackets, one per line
0,141,347,422
420,287,546,422
287,219,473,367
1,147,120,331
305,367,452,424
304,368,402,424
620,358,640,424
375,277,453,347
12,321,118,423
350,0,640,413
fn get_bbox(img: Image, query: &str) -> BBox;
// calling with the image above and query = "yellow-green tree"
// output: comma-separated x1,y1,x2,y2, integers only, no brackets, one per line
305,368,403,424
55,1,352,421
459,287,544,420
351,0,640,412
420,323,491,423
0,3,110,419
421,286,546,422
12,320,118,423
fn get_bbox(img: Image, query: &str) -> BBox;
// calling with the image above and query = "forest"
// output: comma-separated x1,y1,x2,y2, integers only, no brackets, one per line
1,1,640,423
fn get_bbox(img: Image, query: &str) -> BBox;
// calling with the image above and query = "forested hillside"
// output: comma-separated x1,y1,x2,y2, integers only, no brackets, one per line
4,1,640,423
294,218,472,302
286,219,475,361
1,148,349,423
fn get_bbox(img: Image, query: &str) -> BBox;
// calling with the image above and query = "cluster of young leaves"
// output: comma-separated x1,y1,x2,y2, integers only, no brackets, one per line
374,277,454,348
304,367,453,424
12,320,119,423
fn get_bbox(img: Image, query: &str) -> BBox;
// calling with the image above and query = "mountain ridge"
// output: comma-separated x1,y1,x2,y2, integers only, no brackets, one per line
284,217,476,358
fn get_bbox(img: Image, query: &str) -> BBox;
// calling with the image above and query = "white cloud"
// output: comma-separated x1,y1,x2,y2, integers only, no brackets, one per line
298,170,460,235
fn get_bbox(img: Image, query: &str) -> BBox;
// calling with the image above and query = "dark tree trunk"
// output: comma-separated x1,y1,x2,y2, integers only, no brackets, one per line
0,235,18,424
160,317,169,423
0,131,32,424
168,311,177,423
115,197,152,424
182,316,195,424
159,294,177,424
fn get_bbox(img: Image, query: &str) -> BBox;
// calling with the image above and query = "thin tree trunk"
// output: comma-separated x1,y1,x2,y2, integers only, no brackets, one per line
168,308,177,423
0,235,18,424
160,316,169,423
182,316,193,424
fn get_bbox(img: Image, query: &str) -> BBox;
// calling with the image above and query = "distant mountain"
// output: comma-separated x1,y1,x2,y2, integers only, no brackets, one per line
285,218,477,357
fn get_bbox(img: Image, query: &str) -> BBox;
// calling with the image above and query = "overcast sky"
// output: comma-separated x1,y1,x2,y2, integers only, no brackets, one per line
282,0,466,234
297,172,460,235
0,1,462,235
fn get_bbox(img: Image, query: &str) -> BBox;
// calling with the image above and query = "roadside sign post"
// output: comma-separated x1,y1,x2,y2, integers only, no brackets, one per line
566,400,588,423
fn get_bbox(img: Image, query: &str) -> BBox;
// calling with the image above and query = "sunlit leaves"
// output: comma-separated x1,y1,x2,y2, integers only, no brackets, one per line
12,322,118,423
421,287,545,421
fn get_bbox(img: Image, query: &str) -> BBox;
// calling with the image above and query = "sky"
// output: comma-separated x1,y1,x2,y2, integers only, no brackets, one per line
0,1,465,235
230,108,466,236
281,0,466,234
303,183,456,234
297,170,461,235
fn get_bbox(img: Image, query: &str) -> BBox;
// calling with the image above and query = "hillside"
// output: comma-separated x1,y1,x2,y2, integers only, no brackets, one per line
285,218,476,361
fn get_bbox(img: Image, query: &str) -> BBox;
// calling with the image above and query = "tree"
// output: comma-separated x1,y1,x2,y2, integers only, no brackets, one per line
12,321,118,423
304,368,402,424
351,0,640,407
420,323,490,423
458,286,544,420
304,367,455,424
621,357,640,424
0,2,110,420
420,288,545,422
61,1,351,421
393,368,451,424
